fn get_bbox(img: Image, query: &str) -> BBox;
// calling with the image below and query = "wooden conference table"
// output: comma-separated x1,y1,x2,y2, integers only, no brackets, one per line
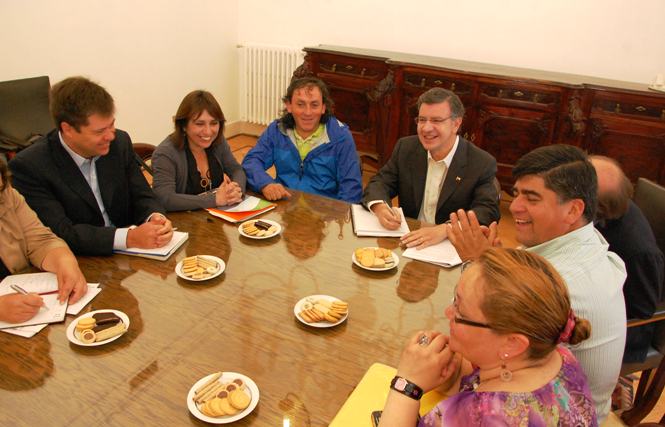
0,191,460,427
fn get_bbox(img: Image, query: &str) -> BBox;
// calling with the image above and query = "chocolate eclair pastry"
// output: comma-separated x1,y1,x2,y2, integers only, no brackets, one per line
254,220,272,230
93,312,122,326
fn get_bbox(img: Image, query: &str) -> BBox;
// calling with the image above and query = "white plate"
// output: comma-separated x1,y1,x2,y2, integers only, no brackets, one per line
66,309,130,347
294,295,348,328
238,219,281,240
176,255,225,281
187,372,259,424
352,247,399,271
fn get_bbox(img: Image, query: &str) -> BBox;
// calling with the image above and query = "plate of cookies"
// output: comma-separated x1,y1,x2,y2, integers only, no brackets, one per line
176,255,225,281
187,371,259,424
352,247,399,271
294,295,349,328
238,219,281,239
66,309,130,347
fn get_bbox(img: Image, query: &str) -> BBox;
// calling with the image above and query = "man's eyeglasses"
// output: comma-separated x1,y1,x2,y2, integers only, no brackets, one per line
414,116,453,126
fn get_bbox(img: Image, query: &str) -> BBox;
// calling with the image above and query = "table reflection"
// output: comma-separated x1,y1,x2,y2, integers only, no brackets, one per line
0,190,459,426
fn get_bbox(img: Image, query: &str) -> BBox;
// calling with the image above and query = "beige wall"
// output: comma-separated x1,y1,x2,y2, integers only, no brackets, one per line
239,0,665,85
0,0,239,145
2,0,664,144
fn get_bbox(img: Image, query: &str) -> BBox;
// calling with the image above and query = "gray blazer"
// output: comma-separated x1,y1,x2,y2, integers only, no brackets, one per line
152,135,247,212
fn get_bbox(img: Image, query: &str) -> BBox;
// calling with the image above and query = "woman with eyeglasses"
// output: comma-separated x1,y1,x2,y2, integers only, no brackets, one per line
379,248,596,426
152,90,246,212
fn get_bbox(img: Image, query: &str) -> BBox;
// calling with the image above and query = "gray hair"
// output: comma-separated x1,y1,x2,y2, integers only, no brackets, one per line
417,87,465,119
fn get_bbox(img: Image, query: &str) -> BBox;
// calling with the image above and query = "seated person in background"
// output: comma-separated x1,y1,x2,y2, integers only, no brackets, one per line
590,155,664,363
152,90,245,212
9,76,172,256
242,77,362,203
380,248,596,427
363,88,499,249
0,159,87,323
446,144,626,422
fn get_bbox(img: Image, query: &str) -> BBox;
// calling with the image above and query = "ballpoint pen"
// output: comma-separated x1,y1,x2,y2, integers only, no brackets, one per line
10,284,50,310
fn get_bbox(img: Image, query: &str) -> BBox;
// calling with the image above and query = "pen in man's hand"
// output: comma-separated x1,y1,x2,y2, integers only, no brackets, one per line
10,284,49,310
391,207,402,223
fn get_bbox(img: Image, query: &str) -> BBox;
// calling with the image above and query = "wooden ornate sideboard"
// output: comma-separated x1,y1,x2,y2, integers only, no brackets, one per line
293,45,665,190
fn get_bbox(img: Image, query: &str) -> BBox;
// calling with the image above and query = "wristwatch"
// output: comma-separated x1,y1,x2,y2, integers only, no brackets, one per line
390,376,423,400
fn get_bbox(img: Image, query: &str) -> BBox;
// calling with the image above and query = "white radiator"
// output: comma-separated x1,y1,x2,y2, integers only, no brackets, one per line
239,44,304,125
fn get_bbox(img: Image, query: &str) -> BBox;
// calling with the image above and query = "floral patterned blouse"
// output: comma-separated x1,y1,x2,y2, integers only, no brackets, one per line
418,347,597,426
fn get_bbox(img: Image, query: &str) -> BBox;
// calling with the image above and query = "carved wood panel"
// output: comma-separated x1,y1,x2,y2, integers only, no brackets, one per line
474,106,556,190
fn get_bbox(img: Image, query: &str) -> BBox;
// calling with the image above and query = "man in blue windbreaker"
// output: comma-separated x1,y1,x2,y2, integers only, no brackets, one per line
242,77,362,203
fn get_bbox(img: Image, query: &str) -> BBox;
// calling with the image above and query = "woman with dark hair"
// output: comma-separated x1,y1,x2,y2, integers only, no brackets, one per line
379,248,597,426
0,159,87,323
152,90,246,211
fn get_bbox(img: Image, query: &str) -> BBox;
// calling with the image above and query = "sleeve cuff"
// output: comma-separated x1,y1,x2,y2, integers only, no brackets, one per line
114,227,131,250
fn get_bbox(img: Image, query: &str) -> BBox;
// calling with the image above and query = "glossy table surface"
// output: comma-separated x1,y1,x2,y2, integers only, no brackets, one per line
0,191,459,427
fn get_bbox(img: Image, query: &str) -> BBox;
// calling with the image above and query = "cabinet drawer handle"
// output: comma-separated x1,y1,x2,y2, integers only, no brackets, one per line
345,65,353,71
331,63,337,72
513,91,524,97
361,68,366,77
421,78,426,87
615,103,622,113
450,82,456,91
635,106,647,112
434,80,442,85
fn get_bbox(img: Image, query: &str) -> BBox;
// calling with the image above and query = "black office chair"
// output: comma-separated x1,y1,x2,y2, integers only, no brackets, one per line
132,143,155,185
619,178,665,425
0,76,53,158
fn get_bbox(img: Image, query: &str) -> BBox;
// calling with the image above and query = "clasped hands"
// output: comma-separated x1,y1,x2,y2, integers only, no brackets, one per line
215,174,243,206
126,212,174,249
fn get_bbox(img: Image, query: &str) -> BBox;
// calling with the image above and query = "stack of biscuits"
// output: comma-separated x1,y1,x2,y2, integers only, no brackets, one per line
355,247,395,268
193,372,252,418
181,256,219,280
241,220,278,237
75,312,126,344
299,298,348,324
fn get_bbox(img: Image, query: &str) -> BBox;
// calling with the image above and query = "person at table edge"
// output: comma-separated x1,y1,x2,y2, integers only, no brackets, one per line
9,76,173,256
241,77,362,203
151,90,245,212
362,87,500,249
0,159,87,323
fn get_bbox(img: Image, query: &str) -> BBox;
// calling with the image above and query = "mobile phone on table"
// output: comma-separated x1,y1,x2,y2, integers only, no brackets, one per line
371,410,382,427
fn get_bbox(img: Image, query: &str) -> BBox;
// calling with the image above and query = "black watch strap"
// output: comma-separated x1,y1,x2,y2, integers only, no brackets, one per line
390,376,423,400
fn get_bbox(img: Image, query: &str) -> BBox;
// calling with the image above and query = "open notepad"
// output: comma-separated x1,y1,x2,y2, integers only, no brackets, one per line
114,231,189,260
0,273,68,329
351,204,410,237
402,239,463,268
206,196,276,223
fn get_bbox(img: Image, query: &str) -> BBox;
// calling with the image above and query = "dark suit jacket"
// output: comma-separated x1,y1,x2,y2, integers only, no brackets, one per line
363,136,500,225
9,129,164,255
597,200,665,363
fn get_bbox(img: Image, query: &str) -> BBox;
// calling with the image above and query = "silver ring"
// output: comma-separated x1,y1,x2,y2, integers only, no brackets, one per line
418,334,429,346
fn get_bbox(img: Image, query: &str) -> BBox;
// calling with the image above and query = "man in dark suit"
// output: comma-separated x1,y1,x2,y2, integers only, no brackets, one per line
590,155,664,363
363,88,499,248
10,76,173,256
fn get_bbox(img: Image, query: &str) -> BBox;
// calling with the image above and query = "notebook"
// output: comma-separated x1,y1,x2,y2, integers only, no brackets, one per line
402,239,463,268
114,231,189,260
0,272,68,329
329,362,446,426
206,196,276,223
351,204,410,237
